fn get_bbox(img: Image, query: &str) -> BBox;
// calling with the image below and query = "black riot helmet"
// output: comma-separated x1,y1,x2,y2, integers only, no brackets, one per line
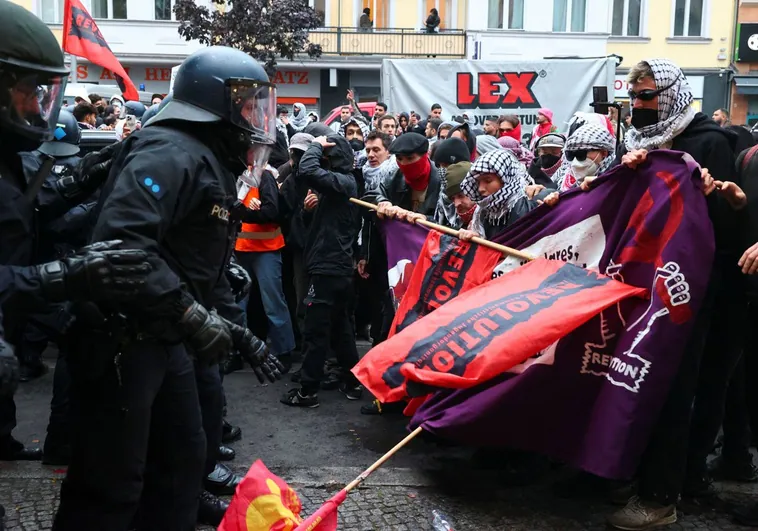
38,109,80,157
123,100,146,119
150,47,276,145
0,0,69,152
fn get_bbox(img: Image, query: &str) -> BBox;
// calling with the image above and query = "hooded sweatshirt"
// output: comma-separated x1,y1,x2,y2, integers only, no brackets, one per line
297,135,360,276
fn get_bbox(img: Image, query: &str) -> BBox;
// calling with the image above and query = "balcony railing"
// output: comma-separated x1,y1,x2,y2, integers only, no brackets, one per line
309,27,466,58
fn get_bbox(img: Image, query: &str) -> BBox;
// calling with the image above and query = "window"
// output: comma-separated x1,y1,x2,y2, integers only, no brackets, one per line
487,0,524,29
309,0,326,26
39,0,64,23
612,0,642,37
155,0,171,20
673,0,706,37
553,0,586,32
90,0,127,18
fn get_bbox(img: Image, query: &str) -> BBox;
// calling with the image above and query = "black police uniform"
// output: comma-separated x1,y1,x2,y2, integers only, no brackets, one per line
54,124,240,530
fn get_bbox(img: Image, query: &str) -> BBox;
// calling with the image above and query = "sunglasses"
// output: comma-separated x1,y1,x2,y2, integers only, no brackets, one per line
565,150,588,161
627,79,678,102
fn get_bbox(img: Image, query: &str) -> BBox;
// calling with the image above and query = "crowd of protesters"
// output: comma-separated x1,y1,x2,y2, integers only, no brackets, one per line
10,53,758,530
247,57,758,530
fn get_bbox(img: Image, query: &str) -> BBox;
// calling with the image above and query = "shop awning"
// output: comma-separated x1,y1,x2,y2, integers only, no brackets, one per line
735,75,758,95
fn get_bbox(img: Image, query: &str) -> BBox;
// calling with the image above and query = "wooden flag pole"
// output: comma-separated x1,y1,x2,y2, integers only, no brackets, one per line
343,426,424,493
349,198,534,262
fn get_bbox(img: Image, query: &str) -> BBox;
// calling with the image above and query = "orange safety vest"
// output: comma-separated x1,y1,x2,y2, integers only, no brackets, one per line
235,186,285,253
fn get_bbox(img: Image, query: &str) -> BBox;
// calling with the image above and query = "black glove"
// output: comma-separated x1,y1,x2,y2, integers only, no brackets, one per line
224,320,284,383
225,258,251,303
0,338,19,398
56,142,122,200
179,301,233,365
38,240,151,303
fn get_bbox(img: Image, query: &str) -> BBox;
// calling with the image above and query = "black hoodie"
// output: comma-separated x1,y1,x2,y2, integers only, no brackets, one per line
615,112,739,256
297,134,360,276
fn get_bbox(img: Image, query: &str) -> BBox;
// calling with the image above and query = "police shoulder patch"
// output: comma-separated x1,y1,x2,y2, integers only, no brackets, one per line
138,175,166,200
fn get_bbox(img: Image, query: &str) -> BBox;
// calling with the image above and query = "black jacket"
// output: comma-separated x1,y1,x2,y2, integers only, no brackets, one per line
278,162,312,252
90,124,243,335
297,137,360,277
370,165,442,218
615,113,739,256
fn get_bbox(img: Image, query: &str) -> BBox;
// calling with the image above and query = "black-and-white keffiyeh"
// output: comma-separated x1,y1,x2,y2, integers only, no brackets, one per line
461,150,528,234
559,122,617,191
290,103,309,131
624,59,696,151
339,117,370,141
553,112,615,186
433,166,461,228
362,155,398,194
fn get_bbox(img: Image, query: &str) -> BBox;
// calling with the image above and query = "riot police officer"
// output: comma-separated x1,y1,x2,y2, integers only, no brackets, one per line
16,109,82,382
0,0,151,463
53,46,283,530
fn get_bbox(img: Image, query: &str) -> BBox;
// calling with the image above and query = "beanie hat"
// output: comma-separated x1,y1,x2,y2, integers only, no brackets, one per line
538,108,554,122
389,132,429,155
475,134,504,156
445,161,472,199
432,137,470,166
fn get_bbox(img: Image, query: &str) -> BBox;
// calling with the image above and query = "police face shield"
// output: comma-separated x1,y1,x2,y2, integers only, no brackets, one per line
228,81,277,146
243,143,272,182
2,70,66,142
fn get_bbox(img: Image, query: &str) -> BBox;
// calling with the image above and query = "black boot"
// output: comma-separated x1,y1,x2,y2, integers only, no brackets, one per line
42,438,70,466
197,490,229,526
222,419,241,444
0,437,42,461
218,445,235,461
205,463,243,496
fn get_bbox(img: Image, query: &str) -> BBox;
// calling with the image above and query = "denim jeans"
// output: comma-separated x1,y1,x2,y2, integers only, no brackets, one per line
237,250,296,357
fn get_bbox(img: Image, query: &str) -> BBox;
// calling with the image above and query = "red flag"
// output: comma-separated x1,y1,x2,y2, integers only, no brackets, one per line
353,259,646,403
389,230,502,337
294,490,344,531
62,0,139,101
218,460,305,531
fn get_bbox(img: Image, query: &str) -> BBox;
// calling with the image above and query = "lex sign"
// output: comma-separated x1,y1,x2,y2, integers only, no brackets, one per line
382,58,616,134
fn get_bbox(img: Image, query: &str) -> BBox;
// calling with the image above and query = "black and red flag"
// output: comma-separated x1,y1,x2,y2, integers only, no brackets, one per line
353,259,646,404
62,0,139,101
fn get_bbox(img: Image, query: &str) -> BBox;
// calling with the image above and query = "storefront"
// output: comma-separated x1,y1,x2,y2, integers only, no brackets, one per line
614,74,705,115
70,63,322,107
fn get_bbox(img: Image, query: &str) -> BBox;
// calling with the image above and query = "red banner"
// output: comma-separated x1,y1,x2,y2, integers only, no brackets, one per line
353,259,646,403
63,0,139,101
389,231,502,337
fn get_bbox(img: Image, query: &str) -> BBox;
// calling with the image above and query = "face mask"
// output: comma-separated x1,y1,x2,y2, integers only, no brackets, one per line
571,154,601,180
349,139,365,152
631,108,659,129
540,154,560,168
398,154,431,191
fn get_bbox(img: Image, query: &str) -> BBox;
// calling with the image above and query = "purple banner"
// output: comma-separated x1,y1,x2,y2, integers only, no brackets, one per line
409,150,715,479
380,220,429,308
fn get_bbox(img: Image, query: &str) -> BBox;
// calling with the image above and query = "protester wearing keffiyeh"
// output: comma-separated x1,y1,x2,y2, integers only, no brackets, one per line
498,136,535,168
624,59,696,151
290,102,309,131
461,150,529,238
559,123,616,191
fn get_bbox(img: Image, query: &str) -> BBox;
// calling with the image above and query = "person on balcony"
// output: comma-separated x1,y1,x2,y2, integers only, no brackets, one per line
359,8,372,31
425,8,440,33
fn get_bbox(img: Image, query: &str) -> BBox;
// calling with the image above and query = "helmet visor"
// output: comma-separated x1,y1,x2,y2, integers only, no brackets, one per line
7,72,67,141
228,80,276,145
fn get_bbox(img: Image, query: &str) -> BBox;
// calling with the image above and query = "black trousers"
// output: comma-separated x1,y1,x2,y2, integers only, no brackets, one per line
44,346,71,452
636,260,720,505
54,336,205,531
722,356,753,465
195,362,223,477
686,275,748,483
300,275,360,394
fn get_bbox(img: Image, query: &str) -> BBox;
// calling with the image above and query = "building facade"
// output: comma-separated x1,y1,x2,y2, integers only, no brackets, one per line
465,0,735,117
606,0,735,116
730,0,758,127
14,0,468,116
